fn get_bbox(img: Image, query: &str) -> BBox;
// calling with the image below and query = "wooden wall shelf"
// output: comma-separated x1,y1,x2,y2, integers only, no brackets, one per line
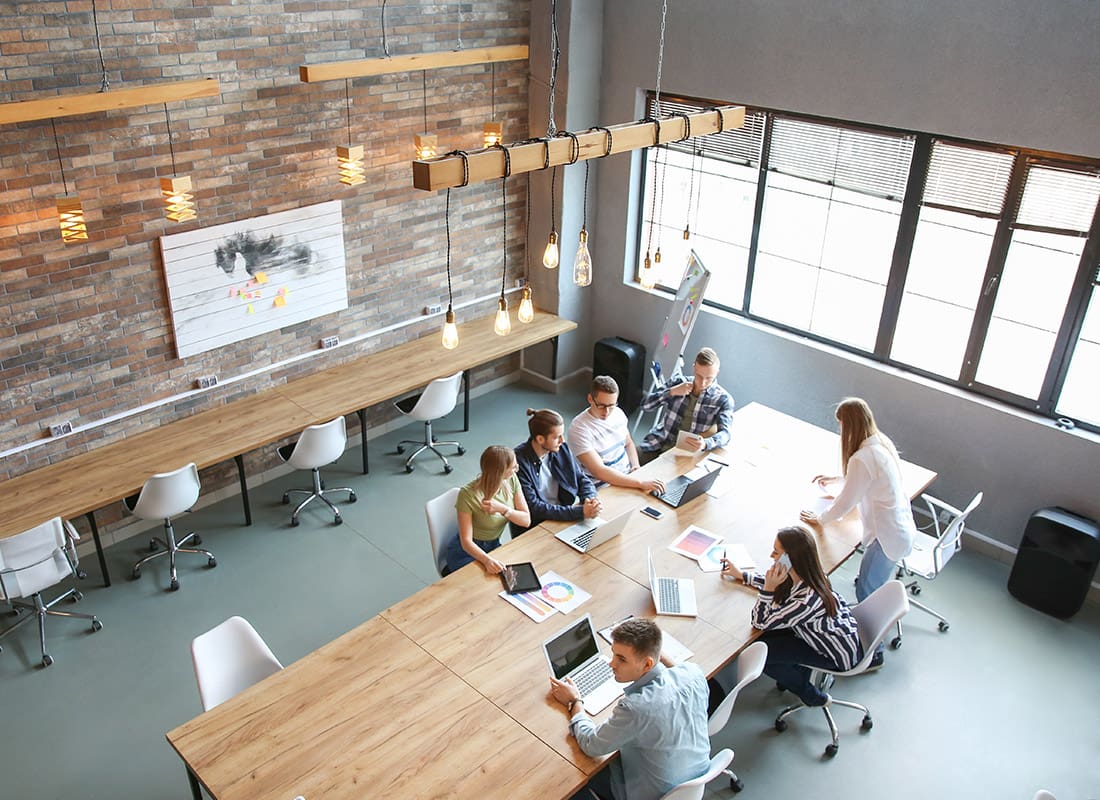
0,78,221,126
299,44,529,84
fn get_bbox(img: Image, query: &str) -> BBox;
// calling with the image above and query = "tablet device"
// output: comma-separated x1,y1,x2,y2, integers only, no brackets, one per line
500,562,542,594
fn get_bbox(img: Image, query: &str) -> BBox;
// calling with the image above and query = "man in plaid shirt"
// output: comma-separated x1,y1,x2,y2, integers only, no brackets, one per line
638,347,734,462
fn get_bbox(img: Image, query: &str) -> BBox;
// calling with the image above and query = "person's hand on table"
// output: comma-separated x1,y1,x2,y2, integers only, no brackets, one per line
720,559,744,583
682,434,704,452
481,555,505,575
762,560,789,591
799,510,823,529
582,497,602,519
549,676,582,711
639,478,666,495
812,474,838,499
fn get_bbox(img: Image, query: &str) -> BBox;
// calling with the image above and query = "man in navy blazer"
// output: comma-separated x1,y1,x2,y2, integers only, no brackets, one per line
511,408,601,536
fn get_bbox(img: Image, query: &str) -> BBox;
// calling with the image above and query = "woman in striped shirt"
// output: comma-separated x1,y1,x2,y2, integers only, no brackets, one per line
721,525,862,707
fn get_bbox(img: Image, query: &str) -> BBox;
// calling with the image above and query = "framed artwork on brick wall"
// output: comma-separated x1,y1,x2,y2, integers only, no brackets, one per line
160,200,349,358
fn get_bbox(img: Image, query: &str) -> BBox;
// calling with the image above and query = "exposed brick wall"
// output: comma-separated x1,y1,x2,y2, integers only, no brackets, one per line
0,3,533,487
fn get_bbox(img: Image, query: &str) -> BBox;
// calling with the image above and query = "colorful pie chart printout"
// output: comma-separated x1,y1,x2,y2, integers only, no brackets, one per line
537,571,591,614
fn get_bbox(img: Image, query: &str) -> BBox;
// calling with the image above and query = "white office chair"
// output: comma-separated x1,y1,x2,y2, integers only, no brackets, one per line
0,517,102,668
425,487,460,578
891,491,982,648
707,641,767,792
278,416,357,526
1033,791,1057,800
658,749,734,800
774,580,909,758
191,615,283,711
126,463,216,592
394,370,465,473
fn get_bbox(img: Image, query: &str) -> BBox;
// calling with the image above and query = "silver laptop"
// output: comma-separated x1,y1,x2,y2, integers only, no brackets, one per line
647,547,698,617
542,614,628,714
554,511,631,553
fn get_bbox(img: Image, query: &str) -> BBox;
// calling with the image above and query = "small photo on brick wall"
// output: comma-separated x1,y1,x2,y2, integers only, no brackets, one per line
160,200,349,358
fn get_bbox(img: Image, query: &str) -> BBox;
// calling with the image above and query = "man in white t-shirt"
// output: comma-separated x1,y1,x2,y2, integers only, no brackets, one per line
567,376,666,495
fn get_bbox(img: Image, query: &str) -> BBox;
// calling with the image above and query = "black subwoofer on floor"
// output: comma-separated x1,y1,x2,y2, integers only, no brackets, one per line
593,337,646,415
1007,507,1100,618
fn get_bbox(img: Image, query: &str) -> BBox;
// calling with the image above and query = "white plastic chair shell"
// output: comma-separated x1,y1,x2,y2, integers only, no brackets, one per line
286,417,347,470
191,616,283,711
707,640,768,736
0,518,75,601
904,491,983,579
128,463,201,520
425,488,460,577
400,371,463,422
846,580,910,675
658,749,734,800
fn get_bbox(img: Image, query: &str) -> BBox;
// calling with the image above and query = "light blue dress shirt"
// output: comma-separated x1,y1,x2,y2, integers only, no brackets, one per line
570,662,711,800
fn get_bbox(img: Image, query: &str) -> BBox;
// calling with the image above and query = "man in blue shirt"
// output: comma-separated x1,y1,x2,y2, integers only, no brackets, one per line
548,618,711,800
639,347,733,463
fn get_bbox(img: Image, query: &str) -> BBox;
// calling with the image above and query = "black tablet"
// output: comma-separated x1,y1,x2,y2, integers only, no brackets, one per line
500,562,541,594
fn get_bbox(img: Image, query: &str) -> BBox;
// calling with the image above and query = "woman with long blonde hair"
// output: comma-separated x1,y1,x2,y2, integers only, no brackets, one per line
444,445,531,575
800,398,915,669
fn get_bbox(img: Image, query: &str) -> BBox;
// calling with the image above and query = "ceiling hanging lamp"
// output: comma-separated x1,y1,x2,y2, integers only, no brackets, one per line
161,103,196,222
540,0,562,269
415,70,437,160
51,119,87,243
493,145,513,335
518,174,535,323
573,158,593,287
441,186,459,350
336,79,365,186
483,62,503,148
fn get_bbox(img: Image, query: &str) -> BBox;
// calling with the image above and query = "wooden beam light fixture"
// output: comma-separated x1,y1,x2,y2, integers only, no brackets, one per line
298,45,529,84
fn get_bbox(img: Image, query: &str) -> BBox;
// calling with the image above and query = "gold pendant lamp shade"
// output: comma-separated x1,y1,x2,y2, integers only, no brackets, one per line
56,194,88,243
336,145,366,186
160,176,196,222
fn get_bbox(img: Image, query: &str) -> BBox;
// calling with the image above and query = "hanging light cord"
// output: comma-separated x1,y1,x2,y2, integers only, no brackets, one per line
445,188,454,305
547,0,561,136
490,62,496,120
550,164,557,230
380,0,391,57
421,70,428,133
497,145,512,298
524,174,531,282
652,0,668,117
456,1,464,51
582,160,590,229
51,118,69,194
92,0,110,92
344,79,353,147
163,104,178,175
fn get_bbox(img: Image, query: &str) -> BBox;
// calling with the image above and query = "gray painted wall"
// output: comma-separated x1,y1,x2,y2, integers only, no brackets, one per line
569,0,1100,548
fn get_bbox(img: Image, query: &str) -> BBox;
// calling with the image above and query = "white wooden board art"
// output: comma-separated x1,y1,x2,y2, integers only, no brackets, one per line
160,200,348,358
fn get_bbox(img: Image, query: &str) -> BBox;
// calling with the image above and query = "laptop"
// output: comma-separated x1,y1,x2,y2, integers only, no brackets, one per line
542,614,628,714
554,511,631,553
647,547,698,617
651,464,723,508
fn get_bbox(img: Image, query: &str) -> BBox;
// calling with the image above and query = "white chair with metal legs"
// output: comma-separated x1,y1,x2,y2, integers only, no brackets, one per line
277,416,357,527
127,463,216,592
707,641,767,792
774,580,909,758
890,491,982,648
658,749,734,800
0,517,102,668
191,615,283,711
425,487,460,578
394,370,466,474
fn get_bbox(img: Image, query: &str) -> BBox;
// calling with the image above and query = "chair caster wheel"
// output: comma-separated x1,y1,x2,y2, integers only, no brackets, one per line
131,568,141,580
42,654,54,668
191,534,202,546
938,621,949,632
282,493,290,505
457,446,466,455
824,744,838,758
891,636,902,649
91,618,103,632
396,446,405,455
149,538,159,552
77,569,88,580
348,492,358,503
290,518,300,528
912,585,922,596
774,718,788,732
207,557,217,568
72,590,83,603
169,578,180,592
405,465,414,473
334,516,343,526
443,464,453,474
730,776,744,792
861,715,873,731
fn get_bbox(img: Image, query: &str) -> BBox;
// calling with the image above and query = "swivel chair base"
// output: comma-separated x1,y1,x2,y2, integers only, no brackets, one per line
282,467,356,526
773,673,873,758
396,419,464,474
131,519,217,592
0,588,102,668
890,577,950,649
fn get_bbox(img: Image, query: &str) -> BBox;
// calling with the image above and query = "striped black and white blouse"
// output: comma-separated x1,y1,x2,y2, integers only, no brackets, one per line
744,572,862,671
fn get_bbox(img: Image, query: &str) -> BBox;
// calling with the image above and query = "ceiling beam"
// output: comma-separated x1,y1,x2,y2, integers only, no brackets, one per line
0,78,221,126
299,45,529,84
411,105,746,192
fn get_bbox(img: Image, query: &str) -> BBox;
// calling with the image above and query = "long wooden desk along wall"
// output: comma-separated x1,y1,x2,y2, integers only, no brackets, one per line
167,402,936,800
0,311,575,585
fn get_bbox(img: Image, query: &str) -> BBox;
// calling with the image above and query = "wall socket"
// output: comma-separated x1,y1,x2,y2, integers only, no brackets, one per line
423,304,443,315
321,335,339,349
49,421,74,437
197,375,219,389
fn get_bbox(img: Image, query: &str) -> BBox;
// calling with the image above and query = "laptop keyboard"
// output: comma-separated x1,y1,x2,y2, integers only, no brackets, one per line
572,526,599,549
657,577,682,613
657,483,688,506
573,658,615,697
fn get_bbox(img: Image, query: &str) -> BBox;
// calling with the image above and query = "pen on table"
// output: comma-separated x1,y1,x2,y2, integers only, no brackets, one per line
708,457,729,467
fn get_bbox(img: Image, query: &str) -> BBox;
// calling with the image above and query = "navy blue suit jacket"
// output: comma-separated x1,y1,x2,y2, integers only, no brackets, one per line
511,439,598,535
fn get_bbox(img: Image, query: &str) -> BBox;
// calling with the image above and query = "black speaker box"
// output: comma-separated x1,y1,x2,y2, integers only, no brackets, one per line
1007,507,1100,618
593,337,646,415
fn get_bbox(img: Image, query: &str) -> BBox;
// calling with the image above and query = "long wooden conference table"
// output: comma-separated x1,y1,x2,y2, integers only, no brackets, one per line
0,311,574,585
167,402,936,800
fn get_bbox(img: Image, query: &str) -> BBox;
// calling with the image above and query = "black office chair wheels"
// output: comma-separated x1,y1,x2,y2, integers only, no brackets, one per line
405,464,414,473
911,585,922,596
169,578,180,592
938,621,950,632
148,538,159,552
76,568,87,579
333,515,343,526
861,714,873,731
457,446,466,455
824,743,838,758
91,618,102,633
891,635,902,649
348,491,358,503
774,717,788,732
395,445,405,455
42,654,54,668
207,557,217,569
443,464,454,474
130,567,142,580
730,776,745,793
282,493,291,505
72,590,83,602
290,518,300,527
190,534,202,546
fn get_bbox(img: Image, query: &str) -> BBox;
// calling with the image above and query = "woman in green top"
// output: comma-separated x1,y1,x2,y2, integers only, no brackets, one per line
444,445,531,575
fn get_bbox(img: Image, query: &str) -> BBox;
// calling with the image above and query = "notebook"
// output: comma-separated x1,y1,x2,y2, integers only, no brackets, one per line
651,464,723,508
647,547,698,617
542,614,627,713
554,511,631,553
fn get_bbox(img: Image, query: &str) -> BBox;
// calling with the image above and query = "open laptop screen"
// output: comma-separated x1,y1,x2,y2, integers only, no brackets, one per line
545,616,600,680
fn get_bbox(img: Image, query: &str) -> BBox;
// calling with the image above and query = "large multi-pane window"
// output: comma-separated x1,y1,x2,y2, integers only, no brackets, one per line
638,96,1100,431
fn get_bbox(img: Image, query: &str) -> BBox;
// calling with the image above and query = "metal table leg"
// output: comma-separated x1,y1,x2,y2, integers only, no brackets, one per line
84,510,111,587
234,455,252,526
186,764,202,800
463,370,470,432
357,408,369,474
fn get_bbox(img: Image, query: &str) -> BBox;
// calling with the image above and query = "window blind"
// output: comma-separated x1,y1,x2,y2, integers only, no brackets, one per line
923,141,1014,214
644,95,765,167
1016,163,1100,233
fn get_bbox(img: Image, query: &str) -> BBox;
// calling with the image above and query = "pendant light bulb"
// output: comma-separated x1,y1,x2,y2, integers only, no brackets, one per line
517,284,534,324
441,306,459,350
542,230,559,269
639,251,656,290
494,296,512,336
573,228,592,287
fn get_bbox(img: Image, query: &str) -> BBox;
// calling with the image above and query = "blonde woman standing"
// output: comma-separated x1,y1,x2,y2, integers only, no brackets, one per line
800,398,915,669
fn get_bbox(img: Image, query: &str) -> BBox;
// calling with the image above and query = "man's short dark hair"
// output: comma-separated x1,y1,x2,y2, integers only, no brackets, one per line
611,618,662,661
591,375,620,396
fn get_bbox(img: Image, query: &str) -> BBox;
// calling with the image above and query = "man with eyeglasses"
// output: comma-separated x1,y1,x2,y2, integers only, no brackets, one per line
567,375,666,494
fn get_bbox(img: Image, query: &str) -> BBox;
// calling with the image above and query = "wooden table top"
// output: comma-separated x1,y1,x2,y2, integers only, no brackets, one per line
0,311,575,539
166,616,587,800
